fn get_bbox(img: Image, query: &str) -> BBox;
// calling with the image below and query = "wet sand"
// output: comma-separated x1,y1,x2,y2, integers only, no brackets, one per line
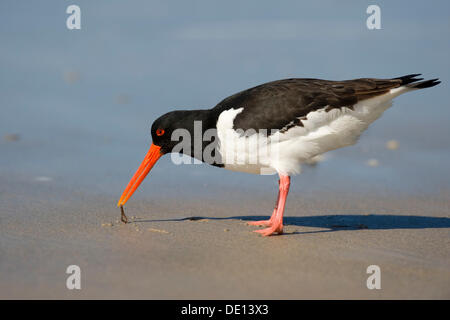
1,177,449,299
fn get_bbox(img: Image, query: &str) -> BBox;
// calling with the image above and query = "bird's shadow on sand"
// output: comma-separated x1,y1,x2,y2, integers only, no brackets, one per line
134,214,450,235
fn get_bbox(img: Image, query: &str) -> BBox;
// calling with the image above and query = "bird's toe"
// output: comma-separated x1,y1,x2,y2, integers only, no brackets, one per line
247,219,272,227
253,224,283,236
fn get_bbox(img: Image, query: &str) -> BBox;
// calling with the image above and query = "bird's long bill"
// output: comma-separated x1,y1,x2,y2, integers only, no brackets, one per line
117,143,162,207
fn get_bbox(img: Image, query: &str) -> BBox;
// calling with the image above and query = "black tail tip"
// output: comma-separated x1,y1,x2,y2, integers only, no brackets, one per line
394,74,441,89
393,74,423,85
412,78,441,89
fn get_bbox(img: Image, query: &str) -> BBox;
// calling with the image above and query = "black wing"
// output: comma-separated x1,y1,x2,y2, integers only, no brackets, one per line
212,75,427,133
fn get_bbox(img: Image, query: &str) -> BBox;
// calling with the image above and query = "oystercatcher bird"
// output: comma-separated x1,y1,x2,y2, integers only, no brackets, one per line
118,74,440,236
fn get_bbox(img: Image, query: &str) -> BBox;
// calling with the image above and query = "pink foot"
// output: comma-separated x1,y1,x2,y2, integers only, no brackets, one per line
247,209,276,227
253,221,283,236
247,219,273,227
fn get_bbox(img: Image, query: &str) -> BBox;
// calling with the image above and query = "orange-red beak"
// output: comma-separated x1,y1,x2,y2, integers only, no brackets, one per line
117,143,162,207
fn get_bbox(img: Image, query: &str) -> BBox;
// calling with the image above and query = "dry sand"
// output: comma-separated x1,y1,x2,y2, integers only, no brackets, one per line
1,178,449,299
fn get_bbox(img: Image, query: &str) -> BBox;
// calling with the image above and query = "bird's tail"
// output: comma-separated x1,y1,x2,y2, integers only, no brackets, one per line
392,74,441,89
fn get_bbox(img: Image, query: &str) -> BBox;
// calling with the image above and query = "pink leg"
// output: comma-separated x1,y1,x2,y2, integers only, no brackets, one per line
254,175,290,236
247,181,280,227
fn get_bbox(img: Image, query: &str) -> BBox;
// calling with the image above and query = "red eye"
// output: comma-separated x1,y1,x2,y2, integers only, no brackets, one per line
156,128,165,136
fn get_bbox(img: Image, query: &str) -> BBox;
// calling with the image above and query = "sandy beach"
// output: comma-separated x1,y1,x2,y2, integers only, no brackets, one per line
1,174,449,299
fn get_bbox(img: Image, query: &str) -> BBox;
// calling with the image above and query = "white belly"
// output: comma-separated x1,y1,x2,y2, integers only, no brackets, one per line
216,87,409,176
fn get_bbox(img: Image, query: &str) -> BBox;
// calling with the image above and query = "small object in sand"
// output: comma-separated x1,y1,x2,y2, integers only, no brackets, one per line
224,228,229,232
148,228,169,234
101,223,113,227
366,158,380,167
120,205,128,224
3,133,20,142
386,139,399,150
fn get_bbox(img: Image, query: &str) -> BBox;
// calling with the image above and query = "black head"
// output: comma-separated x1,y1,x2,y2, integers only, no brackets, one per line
150,110,191,154
150,109,216,154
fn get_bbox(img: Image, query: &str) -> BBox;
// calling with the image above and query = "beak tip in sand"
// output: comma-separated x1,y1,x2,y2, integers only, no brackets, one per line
120,205,128,224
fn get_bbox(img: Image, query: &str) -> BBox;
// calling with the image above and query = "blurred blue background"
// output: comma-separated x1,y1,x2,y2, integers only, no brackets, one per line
1,0,449,200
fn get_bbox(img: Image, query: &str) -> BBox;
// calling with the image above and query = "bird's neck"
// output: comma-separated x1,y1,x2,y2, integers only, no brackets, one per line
171,109,223,166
